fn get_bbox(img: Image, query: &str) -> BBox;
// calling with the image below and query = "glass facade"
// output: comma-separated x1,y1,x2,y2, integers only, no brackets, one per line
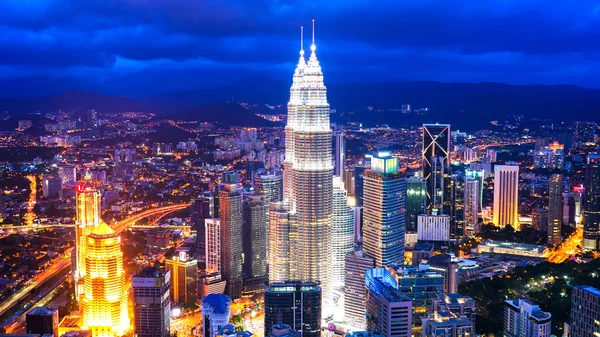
264,281,322,337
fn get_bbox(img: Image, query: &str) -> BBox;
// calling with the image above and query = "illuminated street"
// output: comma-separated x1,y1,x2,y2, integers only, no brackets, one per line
546,228,583,263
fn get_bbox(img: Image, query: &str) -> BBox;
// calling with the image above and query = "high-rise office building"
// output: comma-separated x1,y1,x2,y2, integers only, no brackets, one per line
268,202,296,282
562,193,576,226
422,124,451,215
74,173,101,300
242,194,268,280
504,299,551,337
344,250,375,330
42,175,62,198
417,213,450,242
218,181,244,299
191,194,215,257
363,152,406,266
493,164,520,229
331,176,355,288
264,281,322,337
365,268,412,337
570,285,600,337
132,267,170,337
81,222,129,337
464,177,480,228
548,174,563,245
165,251,198,304
389,264,445,331
254,169,283,202
281,27,334,304
532,208,548,233
58,164,77,184
465,169,484,212
26,306,59,337
334,131,345,177
583,155,600,251
205,218,221,274
202,294,232,337
406,176,426,233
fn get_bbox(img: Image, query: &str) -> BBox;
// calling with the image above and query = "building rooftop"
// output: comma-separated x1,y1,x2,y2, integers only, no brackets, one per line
479,240,546,254
202,294,231,315
413,242,434,252
575,285,600,296
28,306,58,316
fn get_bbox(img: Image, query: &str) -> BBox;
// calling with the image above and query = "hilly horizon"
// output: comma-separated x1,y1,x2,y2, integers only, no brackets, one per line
1,76,599,131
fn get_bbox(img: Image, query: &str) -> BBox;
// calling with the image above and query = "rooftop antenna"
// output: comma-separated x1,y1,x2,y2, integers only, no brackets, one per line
311,19,316,51
300,26,304,55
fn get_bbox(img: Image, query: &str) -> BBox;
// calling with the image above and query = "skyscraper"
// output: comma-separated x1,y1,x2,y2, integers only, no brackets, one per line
493,164,520,228
331,176,355,288
465,169,484,212
280,24,333,302
268,202,296,282
503,299,551,337
363,152,406,266
75,173,101,300
548,174,563,245
570,285,600,337
132,267,170,337
406,176,426,233
264,281,322,337
422,124,451,214
205,218,221,274
583,155,600,251
165,251,198,304
254,169,283,202
344,250,375,330
58,163,77,184
365,268,413,337
334,130,345,177
464,177,480,227
218,181,244,299
191,194,215,257
242,194,268,280
81,222,129,337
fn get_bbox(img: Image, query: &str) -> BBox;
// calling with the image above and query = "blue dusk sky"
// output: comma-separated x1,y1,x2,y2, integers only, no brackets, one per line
2,0,600,96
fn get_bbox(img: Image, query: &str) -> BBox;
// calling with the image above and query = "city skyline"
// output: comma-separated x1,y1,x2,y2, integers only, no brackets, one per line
1,8,600,337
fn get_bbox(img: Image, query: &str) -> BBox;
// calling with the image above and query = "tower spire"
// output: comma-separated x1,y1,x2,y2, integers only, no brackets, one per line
300,26,304,56
311,19,316,52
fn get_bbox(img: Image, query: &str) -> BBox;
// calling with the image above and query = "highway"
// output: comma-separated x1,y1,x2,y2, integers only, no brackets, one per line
111,203,189,233
0,251,72,318
546,228,583,263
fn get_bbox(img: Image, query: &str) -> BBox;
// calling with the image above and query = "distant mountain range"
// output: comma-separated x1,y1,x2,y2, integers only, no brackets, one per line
1,76,599,131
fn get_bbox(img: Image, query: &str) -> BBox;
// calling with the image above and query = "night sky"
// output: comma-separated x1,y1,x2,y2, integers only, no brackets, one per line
2,0,600,97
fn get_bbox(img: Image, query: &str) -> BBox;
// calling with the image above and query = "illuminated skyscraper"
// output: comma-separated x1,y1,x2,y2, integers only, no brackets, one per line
331,176,355,288
422,124,451,215
81,222,129,337
334,131,345,177
406,176,426,233
132,267,170,337
165,251,198,304
280,23,334,301
254,169,283,202
464,177,480,227
362,152,406,266
218,181,244,299
583,155,600,251
242,194,269,280
75,173,101,300
493,164,520,229
465,169,484,212
548,174,563,246
268,202,297,282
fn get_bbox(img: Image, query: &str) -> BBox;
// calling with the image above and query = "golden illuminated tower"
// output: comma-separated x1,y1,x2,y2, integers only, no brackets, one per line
82,222,129,337
75,172,101,299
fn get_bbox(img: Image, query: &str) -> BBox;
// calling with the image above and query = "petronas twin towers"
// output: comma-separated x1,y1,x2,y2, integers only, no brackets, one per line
272,22,333,301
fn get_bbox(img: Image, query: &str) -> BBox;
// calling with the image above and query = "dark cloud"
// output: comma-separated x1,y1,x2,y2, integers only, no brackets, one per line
1,0,600,94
